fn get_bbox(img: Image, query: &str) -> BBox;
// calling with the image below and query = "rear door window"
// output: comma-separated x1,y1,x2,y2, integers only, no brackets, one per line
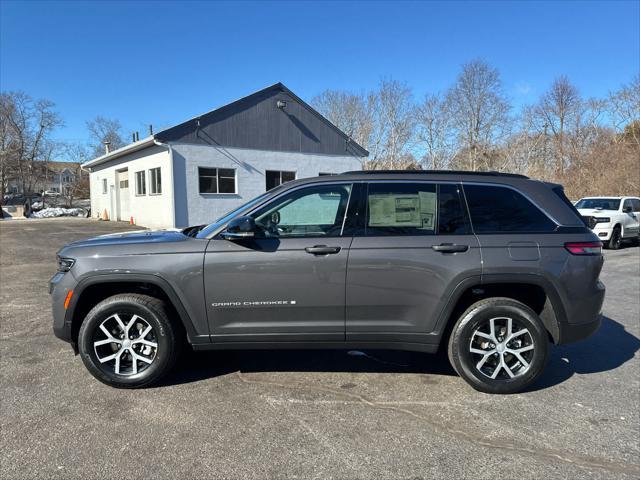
463,184,557,233
363,182,470,236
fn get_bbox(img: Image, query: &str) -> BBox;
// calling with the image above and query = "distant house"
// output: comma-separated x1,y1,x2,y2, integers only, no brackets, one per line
5,162,85,196
81,83,368,229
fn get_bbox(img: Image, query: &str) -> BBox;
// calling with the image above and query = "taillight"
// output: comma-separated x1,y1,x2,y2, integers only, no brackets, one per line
564,241,602,255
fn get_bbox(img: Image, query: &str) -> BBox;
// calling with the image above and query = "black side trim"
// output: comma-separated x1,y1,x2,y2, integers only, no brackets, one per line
193,341,438,354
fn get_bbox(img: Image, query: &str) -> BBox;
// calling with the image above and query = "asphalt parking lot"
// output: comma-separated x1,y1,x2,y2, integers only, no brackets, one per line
1,217,639,479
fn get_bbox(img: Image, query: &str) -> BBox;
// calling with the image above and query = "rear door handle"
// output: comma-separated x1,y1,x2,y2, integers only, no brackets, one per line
305,245,341,255
431,243,469,253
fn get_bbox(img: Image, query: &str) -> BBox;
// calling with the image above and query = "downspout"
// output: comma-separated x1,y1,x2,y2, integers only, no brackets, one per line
153,138,176,228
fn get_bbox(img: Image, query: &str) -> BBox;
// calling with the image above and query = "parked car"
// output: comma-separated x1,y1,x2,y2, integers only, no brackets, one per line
43,190,61,196
575,196,640,249
50,171,605,394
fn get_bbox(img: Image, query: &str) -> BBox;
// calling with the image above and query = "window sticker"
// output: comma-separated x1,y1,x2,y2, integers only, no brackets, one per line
369,192,436,230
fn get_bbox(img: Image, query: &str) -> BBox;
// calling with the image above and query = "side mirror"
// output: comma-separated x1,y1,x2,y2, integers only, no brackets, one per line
623,205,633,213
220,216,257,240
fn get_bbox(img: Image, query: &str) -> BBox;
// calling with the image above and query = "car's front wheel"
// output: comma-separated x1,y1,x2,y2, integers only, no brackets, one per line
78,294,181,388
606,226,622,249
448,298,549,394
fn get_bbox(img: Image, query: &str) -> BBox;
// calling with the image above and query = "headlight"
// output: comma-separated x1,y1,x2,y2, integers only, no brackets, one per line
594,217,610,224
57,256,75,272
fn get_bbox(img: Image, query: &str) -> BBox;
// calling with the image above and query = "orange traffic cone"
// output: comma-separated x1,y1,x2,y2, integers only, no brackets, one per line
130,216,135,225
101,209,109,221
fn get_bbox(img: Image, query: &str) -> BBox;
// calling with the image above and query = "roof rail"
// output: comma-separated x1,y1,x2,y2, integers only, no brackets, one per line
340,169,529,179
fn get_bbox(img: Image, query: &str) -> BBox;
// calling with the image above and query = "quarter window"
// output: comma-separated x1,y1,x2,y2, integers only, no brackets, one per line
149,167,162,195
266,170,296,190
135,171,146,195
252,184,352,238
199,167,236,194
464,184,556,233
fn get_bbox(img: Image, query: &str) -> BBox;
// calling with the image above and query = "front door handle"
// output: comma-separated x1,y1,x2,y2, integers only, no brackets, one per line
431,243,469,253
305,245,341,255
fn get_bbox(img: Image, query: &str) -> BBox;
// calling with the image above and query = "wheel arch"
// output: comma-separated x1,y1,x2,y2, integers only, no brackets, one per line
436,274,567,345
66,274,205,347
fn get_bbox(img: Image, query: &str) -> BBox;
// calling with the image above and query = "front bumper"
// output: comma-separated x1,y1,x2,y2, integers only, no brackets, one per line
591,224,613,240
50,271,77,350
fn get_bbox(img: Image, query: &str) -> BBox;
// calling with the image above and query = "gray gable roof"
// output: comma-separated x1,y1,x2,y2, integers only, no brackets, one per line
155,83,368,158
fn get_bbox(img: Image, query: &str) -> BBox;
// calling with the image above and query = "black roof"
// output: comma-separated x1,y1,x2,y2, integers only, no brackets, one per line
155,82,369,157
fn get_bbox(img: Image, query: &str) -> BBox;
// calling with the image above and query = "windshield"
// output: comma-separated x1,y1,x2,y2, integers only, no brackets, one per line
195,190,275,238
575,198,621,210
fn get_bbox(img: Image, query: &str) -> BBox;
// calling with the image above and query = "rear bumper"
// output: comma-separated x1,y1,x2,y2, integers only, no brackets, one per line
557,314,602,344
556,280,605,345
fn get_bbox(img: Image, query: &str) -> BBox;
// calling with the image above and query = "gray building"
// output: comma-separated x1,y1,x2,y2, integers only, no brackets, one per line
82,83,367,229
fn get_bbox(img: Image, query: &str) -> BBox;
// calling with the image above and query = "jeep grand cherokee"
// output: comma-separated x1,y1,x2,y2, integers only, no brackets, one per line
51,171,605,394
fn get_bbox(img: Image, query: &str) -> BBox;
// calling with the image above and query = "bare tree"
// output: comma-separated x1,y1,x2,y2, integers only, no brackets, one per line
415,93,454,170
608,75,640,145
446,60,510,171
0,92,62,200
534,76,582,175
367,78,416,169
86,116,126,157
501,106,547,175
311,90,374,164
61,143,92,207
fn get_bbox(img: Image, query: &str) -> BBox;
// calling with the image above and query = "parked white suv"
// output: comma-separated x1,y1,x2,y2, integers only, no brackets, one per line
576,196,640,249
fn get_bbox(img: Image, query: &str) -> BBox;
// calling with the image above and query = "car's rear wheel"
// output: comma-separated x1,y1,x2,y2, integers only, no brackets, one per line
78,294,181,388
606,226,622,249
448,298,548,394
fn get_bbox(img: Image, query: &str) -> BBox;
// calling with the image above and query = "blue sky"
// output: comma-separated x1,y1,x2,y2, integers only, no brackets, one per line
1,0,638,148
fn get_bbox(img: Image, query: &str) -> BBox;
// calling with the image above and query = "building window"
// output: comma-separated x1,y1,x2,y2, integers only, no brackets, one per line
102,179,107,194
266,170,296,190
135,171,146,195
149,167,162,195
198,167,236,194
119,179,129,189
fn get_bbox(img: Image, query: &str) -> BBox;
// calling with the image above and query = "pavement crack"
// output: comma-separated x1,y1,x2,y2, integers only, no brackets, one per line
235,371,640,477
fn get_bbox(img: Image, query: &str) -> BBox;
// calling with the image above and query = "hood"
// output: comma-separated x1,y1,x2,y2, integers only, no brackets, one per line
577,208,617,216
65,229,188,248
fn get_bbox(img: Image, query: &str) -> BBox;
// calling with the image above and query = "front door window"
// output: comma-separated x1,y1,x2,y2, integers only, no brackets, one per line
251,184,351,238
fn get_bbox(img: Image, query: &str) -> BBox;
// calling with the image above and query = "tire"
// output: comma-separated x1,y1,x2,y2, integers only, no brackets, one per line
447,297,549,394
606,226,622,250
78,294,182,388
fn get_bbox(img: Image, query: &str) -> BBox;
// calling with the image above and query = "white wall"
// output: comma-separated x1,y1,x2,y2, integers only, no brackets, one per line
171,143,363,227
89,145,173,229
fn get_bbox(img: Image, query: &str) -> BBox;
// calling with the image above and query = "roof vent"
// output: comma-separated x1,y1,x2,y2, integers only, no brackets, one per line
103,141,111,154
276,100,287,110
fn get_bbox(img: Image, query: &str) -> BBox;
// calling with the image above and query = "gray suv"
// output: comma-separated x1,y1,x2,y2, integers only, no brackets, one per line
51,171,605,394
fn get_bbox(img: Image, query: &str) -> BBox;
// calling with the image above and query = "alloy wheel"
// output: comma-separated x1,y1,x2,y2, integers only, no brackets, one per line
92,313,158,376
469,317,535,380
